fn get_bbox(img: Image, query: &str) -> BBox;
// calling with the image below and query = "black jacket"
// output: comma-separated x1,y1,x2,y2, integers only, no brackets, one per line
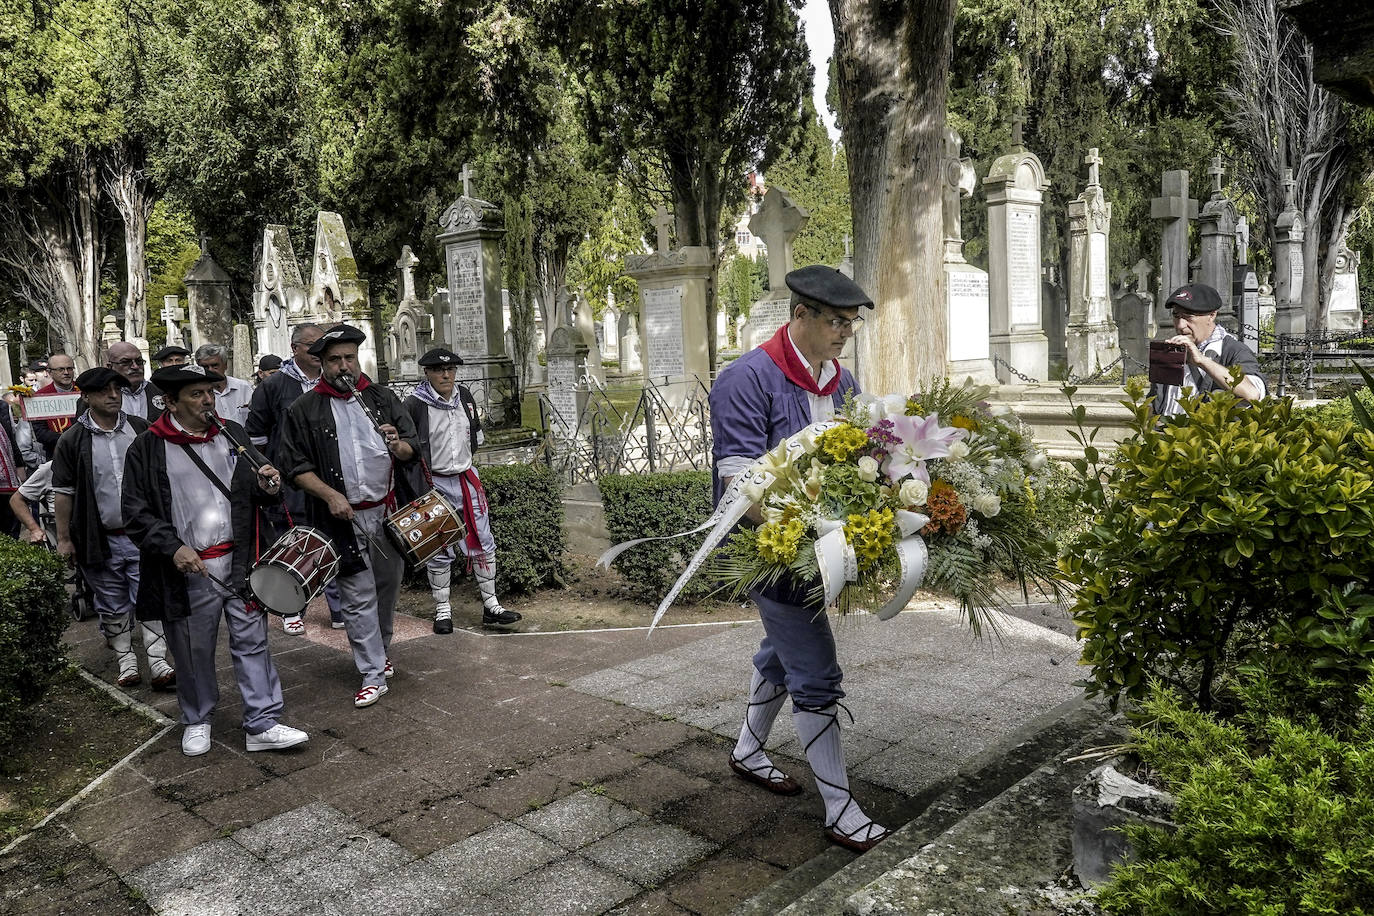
398,386,480,503
121,420,270,622
279,380,418,575
51,416,150,567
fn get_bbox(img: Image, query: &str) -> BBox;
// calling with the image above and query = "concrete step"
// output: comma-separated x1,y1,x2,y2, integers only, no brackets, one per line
732,694,1118,916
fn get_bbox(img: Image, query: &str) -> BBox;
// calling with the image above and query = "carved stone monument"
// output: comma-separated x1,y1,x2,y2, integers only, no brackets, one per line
0,332,11,388
573,293,605,385
308,212,378,375
984,117,1051,383
1197,156,1239,329
1329,247,1362,332
1274,169,1307,336
941,127,995,383
1066,148,1120,378
232,324,253,379
386,245,430,381
183,237,234,351
621,313,643,373
623,206,711,401
161,295,188,353
1151,170,1199,337
544,325,590,437
434,165,519,425
252,225,306,358
1115,259,1154,373
744,189,808,350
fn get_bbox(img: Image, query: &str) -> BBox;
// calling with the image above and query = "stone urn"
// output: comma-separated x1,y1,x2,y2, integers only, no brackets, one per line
1071,760,1177,886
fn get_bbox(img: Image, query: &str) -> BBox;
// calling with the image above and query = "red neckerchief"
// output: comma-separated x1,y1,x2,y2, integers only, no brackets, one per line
148,413,219,444
313,374,372,399
758,324,840,397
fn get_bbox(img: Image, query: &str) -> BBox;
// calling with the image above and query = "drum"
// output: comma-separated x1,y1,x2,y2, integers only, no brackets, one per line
249,527,340,617
385,489,465,566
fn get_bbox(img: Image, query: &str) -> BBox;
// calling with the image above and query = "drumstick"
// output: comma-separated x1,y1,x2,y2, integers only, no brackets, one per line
351,519,389,555
203,411,283,495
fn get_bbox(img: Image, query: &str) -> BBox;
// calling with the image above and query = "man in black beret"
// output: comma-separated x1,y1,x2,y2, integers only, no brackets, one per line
52,367,174,690
255,354,282,384
152,345,191,367
399,346,521,634
122,364,307,756
1152,283,1266,417
707,264,889,852
279,325,419,708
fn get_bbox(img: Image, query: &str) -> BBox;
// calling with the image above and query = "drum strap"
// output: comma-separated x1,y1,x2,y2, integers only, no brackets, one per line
178,443,234,503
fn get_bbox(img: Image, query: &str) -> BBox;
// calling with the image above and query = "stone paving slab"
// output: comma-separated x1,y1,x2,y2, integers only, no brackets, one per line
15,598,1085,915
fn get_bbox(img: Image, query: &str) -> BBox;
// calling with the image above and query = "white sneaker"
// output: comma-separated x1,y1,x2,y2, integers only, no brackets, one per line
283,615,306,635
354,683,388,708
383,658,394,679
246,723,309,752
182,723,211,757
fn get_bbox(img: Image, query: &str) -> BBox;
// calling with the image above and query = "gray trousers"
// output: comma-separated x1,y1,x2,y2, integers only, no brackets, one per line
337,506,403,688
164,554,283,734
82,534,172,674
751,591,845,710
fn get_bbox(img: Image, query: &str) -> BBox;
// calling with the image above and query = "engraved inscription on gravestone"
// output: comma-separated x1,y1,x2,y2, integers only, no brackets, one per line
643,286,686,377
747,300,791,347
1090,233,1108,301
1008,205,1039,325
546,354,578,435
1290,257,1305,303
947,270,990,361
446,243,487,356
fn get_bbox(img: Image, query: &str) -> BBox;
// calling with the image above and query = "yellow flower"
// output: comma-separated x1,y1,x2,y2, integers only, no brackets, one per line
950,414,980,432
843,508,895,570
816,424,870,463
757,518,806,565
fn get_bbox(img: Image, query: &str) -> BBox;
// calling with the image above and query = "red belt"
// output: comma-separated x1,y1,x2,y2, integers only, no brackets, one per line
197,541,234,559
104,528,127,536
351,491,394,511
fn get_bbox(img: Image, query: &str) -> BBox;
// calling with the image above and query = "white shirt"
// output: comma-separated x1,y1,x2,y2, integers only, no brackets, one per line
214,377,254,423
122,382,154,420
789,328,837,424
331,396,392,504
427,400,473,475
18,460,54,518
87,415,137,529
164,416,235,552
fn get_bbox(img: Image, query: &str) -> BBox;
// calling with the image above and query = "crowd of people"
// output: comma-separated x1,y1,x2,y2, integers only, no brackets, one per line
1,325,518,758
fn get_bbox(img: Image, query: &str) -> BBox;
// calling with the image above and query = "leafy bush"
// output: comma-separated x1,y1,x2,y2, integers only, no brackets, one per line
599,470,715,603
0,537,69,759
1062,388,1374,712
1098,679,1374,915
483,463,566,594
1295,386,1374,427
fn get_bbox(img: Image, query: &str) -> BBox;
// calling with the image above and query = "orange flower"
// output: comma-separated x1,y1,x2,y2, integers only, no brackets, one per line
920,480,967,536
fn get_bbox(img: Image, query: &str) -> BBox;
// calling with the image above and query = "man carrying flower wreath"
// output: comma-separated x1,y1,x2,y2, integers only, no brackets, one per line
708,264,890,852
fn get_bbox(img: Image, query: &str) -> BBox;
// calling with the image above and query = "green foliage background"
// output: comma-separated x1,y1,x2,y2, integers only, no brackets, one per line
0,538,70,762
598,470,716,604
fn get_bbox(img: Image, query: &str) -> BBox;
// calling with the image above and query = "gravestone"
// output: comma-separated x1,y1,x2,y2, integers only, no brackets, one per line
942,127,995,383
1258,274,1277,329
1150,170,1199,337
1043,270,1067,370
183,237,234,352
1329,248,1362,332
1236,216,1251,266
232,324,253,379
984,117,1051,383
1236,265,1260,351
0,332,11,388
253,225,306,358
623,206,712,402
161,295,188,352
602,306,619,360
572,293,605,385
838,234,854,279
1066,148,1120,378
101,314,121,349
1197,156,1239,329
386,245,428,381
745,188,808,349
621,313,642,372
1115,260,1154,374
435,164,520,425
544,325,589,437
309,212,379,376
1273,169,1307,336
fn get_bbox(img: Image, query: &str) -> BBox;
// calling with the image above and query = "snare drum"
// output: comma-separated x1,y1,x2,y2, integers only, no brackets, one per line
385,489,465,566
249,527,340,617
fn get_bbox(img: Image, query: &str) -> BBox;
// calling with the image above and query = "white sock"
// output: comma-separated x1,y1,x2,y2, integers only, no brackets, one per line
732,670,789,782
793,707,887,842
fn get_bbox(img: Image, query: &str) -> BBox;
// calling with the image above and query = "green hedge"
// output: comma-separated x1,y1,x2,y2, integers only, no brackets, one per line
599,470,715,603
0,537,69,759
484,462,566,594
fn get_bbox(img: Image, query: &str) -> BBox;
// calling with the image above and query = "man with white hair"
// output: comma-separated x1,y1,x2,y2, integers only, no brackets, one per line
194,344,254,425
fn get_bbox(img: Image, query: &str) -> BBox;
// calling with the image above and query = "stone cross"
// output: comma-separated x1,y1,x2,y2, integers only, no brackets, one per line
198,232,211,253
396,245,420,302
1132,259,1153,295
1282,168,1298,211
651,205,673,253
941,127,978,263
1236,217,1250,265
1085,148,1103,187
460,162,474,198
1208,155,1225,197
1010,113,1025,149
1150,170,1199,335
749,187,808,289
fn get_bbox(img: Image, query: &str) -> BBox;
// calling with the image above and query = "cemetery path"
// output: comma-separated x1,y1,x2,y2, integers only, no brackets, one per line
3,594,1082,916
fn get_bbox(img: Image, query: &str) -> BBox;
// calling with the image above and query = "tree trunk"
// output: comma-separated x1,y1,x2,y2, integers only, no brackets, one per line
72,150,103,366
830,0,956,395
667,152,723,375
105,142,156,342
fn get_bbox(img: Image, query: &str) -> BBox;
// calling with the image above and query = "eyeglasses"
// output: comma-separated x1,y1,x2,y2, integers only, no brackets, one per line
806,306,864,331
111,357,144,367
51,366,75,373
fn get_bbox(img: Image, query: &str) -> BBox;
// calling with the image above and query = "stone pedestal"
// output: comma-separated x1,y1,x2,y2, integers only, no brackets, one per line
624,240,712,403
184,243,234,351
0,332,12,388
232,324,252,379
744,189,808,350
1066,149,1119,377
1329,248,1362,332
1151,170,1199,337
1236,265,1260,351
1274,170,1307,336
985,133,1051,383
436,193,520,427
545,326,590,437
941,128,994,383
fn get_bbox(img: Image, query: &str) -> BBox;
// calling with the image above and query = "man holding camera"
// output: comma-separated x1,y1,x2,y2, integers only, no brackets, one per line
1151,283,1265,417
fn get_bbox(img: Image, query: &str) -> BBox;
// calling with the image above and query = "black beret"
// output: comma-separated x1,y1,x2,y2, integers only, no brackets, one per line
151,345,191,361
258,354,283,371
418,347,464,368
75,367,130,392
151,364,225,392
1165,284,1224,315
307,324,368,356
785,265,874,310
